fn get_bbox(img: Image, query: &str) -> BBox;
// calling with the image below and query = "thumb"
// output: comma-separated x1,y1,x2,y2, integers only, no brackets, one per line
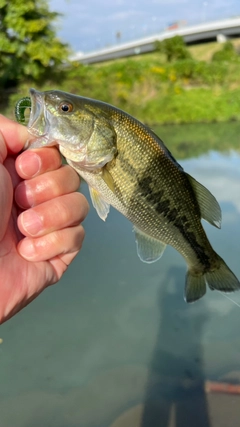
0,165,13,241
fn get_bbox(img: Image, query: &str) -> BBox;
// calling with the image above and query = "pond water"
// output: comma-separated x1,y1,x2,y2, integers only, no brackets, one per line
1,122,240,427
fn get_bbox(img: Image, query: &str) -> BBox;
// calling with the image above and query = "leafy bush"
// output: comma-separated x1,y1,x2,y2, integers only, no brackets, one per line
212,41,239,62
155,36,192,62
167,60,228,85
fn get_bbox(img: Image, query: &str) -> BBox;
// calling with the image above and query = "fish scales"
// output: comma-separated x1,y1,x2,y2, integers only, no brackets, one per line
15,88,240,303
104,110,213,269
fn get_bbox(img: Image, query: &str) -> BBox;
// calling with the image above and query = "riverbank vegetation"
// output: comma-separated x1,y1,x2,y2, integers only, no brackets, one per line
63,37,240,125
1,3,240,125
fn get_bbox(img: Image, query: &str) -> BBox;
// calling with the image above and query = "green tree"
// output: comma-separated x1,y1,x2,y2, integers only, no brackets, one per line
155,35,191,62
0,0,69,88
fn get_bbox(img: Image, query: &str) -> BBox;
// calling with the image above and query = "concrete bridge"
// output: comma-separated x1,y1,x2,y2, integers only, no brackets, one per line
71,16,240,64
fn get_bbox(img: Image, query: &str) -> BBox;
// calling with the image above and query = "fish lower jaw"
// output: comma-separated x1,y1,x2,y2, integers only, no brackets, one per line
24,135,55,150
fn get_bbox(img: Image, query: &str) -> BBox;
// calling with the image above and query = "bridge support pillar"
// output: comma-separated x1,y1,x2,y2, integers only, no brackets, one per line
217,33,228,43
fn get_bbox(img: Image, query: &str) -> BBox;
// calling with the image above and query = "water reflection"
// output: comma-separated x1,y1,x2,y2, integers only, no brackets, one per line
154,121,240,160
141,267,210,427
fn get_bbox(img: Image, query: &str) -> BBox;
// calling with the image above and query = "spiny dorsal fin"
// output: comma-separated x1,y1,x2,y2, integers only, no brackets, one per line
186,173,221,229
134,226,166,263
89,186,110,221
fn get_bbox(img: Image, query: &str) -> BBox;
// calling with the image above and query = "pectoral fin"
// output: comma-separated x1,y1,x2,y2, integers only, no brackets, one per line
101,167,115,193
89,187,110,221
187,173,222,229
134,227,166,263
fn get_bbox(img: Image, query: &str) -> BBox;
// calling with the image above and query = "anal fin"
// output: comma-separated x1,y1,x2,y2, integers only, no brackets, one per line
134,227,166,263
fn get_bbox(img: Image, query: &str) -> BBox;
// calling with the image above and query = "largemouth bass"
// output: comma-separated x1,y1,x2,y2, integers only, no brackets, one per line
16,89,240,302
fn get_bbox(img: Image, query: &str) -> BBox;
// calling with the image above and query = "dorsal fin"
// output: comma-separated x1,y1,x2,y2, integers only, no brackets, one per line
186,173,221,229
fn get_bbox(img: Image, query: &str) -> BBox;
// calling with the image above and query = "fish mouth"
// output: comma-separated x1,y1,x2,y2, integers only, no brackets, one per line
27,88,50,137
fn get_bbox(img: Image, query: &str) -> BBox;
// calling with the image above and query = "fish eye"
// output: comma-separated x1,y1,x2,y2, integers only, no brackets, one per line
59,102,73,113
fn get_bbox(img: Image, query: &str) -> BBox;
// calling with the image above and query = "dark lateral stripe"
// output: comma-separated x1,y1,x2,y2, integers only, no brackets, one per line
138,174,211,268
174,217,211,268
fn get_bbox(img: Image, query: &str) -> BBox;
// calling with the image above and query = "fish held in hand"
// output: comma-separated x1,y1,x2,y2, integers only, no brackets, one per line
16,88,240,302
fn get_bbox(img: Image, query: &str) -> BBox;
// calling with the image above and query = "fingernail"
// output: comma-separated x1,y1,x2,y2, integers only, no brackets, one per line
21,210,43,236
18,152,41,178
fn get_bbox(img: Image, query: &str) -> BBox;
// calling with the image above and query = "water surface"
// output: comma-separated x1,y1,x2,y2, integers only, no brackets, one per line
0,122,240,427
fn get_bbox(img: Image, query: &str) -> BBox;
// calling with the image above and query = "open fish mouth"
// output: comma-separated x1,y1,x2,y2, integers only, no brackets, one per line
27,88,50,138
24,88,85,156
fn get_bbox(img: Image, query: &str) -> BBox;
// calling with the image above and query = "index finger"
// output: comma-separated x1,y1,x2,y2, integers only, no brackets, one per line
0,115,29,162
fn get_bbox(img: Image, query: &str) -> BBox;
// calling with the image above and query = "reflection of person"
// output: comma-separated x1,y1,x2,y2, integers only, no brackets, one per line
0,115,89,324
141,266,210,427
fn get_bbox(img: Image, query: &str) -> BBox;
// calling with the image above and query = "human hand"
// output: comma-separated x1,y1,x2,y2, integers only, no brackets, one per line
0,115,89,324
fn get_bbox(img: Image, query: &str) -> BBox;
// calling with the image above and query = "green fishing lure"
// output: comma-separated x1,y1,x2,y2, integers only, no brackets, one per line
15,97,31,125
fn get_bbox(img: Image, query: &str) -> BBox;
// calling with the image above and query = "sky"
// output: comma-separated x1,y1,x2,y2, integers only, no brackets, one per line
49,0,240,53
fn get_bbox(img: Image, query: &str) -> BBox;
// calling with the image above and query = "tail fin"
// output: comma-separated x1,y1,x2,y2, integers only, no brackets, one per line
185,258,240,303
185,272,207,303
